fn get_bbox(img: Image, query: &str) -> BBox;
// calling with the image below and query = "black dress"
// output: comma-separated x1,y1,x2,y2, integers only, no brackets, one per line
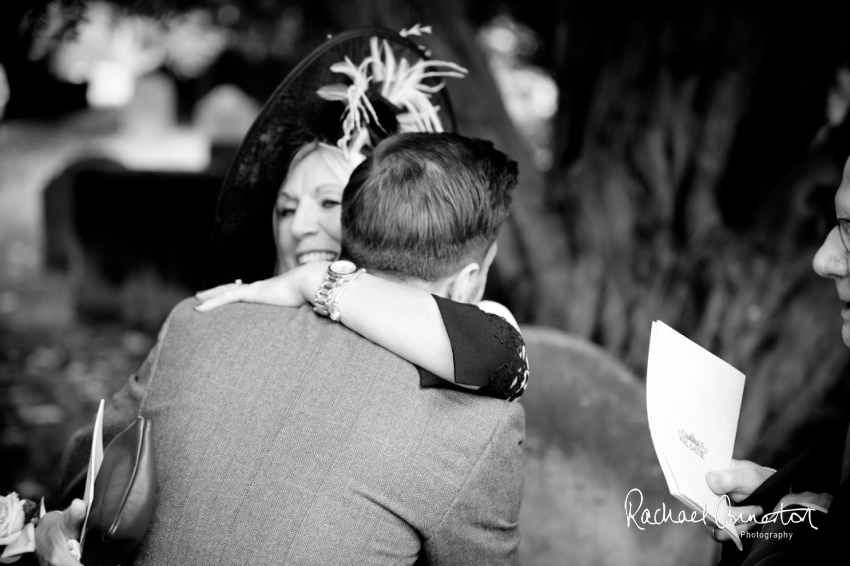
418,296,529,401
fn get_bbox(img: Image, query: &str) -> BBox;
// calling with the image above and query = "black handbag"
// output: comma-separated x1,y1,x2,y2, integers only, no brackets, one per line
81,416,156,566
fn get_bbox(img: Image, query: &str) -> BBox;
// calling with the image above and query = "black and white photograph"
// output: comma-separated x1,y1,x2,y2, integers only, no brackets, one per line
1,1,849,564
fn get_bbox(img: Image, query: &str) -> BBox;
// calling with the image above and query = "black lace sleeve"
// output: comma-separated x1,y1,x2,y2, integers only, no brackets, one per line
424,295,528,401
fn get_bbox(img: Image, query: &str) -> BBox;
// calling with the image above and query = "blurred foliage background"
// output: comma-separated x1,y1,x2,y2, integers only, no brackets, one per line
2,1,850,562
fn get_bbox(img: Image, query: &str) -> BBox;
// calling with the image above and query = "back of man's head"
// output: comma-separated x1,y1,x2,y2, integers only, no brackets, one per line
340,133,518,285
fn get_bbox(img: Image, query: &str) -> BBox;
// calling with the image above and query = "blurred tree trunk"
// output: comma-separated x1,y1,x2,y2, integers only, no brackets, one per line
538,2,850,464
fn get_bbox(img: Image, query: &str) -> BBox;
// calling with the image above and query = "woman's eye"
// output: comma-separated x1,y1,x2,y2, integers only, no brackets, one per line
278,207,296,218
321,199,341,209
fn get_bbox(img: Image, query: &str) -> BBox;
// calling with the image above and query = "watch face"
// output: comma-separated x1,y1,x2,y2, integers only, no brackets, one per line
330,260,357,276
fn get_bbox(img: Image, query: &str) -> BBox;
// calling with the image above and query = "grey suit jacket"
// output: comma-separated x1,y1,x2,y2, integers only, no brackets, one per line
67,299,525,565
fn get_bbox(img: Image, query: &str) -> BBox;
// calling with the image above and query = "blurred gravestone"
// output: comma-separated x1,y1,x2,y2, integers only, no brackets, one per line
44,166,221,328
194,84,260,176
519,326,717,566
42,71,226,328
102,73,209,171
43,158,127,272
73,169,220,326
122,73,178,134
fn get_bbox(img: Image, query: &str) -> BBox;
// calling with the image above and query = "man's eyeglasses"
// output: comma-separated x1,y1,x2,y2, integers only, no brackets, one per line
837,217,850,253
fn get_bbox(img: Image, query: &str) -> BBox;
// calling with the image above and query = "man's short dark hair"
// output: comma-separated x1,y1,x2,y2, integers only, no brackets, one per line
340,132,518,281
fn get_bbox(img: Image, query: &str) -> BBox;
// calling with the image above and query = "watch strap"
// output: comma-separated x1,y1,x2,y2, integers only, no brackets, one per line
313,263,359,318
313,273,337,317
328,268,365,321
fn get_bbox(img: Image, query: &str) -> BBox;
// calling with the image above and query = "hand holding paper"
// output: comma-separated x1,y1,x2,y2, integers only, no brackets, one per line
646,322,746,550
28,400,103,566
33,500,84,566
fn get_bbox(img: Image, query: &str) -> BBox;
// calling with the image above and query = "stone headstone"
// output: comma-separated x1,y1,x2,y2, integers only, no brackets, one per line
43,166,222,328
121,73,177,134
518,327,717,566
194,84,261,176
193,84,260,145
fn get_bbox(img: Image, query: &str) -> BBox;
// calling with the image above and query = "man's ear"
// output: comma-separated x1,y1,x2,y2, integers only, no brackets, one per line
445,242,499,303
445,262,481,304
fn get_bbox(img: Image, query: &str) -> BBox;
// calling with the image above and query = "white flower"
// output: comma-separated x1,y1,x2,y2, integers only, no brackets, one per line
0,494,41,564
0,523,35,564
0,494,24,546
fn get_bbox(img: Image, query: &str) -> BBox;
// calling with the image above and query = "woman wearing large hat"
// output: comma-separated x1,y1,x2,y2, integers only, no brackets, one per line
199,26,528,400
34,27,527,566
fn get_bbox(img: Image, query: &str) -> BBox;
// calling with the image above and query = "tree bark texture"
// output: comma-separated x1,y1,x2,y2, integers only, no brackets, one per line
539,3,850,464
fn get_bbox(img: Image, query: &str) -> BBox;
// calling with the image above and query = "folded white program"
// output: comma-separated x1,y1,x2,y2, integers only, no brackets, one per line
79,399,104,549
646,321,746,550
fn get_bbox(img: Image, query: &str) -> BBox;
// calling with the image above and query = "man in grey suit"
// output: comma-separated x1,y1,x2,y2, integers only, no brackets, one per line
37,132,524,565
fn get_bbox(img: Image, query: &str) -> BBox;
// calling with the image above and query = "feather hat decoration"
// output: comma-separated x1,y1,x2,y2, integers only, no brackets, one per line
316,31,467,162
208,27,464,287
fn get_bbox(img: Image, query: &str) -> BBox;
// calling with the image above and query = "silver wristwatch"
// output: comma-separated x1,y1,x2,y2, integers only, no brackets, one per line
313,260,359,319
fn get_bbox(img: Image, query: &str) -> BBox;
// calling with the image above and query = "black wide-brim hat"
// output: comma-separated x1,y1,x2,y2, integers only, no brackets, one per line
206,27,458,287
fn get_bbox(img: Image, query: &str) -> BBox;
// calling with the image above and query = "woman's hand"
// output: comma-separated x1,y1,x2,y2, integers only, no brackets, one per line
34,499,85,566
194,262,330,312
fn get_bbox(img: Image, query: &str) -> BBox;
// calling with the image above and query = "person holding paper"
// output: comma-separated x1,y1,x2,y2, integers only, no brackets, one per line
704,153,850,564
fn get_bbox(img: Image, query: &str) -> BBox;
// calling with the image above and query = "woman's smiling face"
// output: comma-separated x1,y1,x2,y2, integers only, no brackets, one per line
273,145,348,273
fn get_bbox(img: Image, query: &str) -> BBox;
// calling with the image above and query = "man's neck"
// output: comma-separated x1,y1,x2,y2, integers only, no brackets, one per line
369,269,449,298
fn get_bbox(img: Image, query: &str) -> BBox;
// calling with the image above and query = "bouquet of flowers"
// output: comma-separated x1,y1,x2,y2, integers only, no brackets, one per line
0,493,45,563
